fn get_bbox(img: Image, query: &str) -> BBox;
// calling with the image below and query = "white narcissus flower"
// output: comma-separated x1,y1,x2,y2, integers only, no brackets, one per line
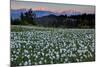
24,61,28,66
39,61,42,64
11,28,95,65
65,58,68,62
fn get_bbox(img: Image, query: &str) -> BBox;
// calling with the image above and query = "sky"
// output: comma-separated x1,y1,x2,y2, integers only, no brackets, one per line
11,0,95,14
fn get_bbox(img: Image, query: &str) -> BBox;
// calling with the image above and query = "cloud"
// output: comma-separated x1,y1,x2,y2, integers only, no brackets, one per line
32,6,48,11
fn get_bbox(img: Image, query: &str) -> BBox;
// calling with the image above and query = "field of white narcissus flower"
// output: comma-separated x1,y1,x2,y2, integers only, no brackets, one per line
11,25,95,66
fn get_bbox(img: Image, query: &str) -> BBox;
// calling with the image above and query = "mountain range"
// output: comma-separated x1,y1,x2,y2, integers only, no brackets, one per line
11,9,81,19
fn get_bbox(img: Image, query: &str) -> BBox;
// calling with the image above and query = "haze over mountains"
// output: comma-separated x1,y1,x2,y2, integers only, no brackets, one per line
11,8,95,28
11,1,95,29
11,9,83,19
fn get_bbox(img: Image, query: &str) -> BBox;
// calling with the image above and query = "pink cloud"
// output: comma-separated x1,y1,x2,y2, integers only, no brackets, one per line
32,6,49,11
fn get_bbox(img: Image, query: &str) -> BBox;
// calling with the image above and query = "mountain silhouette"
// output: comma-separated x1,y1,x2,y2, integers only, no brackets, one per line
11,9,81,19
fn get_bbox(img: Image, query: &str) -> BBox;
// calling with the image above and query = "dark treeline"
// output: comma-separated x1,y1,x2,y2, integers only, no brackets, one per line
11,9,95,28
11,9,36,25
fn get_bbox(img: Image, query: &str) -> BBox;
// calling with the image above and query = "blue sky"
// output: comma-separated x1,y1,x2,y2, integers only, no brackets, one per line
11,0,95,14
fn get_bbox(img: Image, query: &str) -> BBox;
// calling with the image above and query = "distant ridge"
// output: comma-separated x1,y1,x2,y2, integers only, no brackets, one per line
11,9,94,19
